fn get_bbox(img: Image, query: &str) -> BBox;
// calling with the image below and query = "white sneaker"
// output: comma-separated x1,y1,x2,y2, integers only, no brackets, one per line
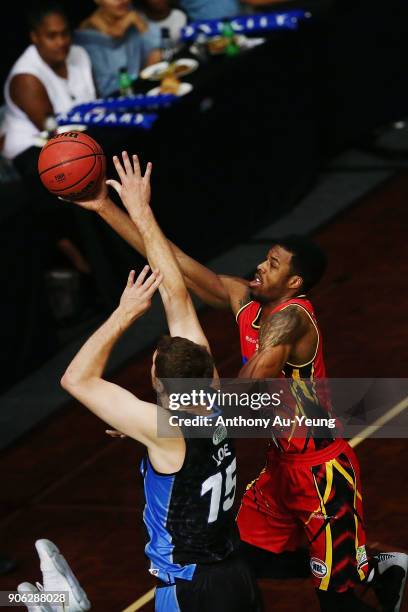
373,552,408,612
35,539,91,611
17,582,54,612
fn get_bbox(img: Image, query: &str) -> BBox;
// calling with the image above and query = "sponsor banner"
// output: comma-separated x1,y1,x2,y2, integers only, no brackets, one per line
181,10,310,41
70,94,177,114
56,110,158,130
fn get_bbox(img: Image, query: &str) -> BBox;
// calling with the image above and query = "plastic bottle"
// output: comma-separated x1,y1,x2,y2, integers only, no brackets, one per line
118,67,133,96
161,27,173,62
221,22,240,57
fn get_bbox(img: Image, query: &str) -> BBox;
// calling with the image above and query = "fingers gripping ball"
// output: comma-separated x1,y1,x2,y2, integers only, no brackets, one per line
38,131,106,200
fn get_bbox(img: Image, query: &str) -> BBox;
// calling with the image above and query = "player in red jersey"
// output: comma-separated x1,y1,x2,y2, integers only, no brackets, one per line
70,173,407,612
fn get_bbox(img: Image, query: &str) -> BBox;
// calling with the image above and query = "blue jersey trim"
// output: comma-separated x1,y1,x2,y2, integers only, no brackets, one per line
155,584,181,611
141,457,196,583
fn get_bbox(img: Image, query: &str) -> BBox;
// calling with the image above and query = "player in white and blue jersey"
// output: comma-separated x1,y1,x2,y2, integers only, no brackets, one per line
61,152,260,612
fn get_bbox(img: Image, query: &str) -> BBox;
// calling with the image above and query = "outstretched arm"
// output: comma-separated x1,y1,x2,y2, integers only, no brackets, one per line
107,152,211,350
70,176,249,313
61,267,164,446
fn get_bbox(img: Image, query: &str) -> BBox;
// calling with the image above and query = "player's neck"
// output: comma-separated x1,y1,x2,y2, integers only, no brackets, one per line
261,293,299,317
42,55,67,77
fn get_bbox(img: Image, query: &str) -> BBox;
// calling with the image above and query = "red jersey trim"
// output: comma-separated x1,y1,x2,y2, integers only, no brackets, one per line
235,300,254,322
280,303,320,368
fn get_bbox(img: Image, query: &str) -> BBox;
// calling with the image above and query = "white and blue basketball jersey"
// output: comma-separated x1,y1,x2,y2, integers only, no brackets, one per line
141,413,238,584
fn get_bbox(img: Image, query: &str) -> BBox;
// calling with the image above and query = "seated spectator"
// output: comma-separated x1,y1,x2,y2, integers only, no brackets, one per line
139,0,187,45
1,1,95,276
2,2,95,161
75,1,162,98
179,0,242,21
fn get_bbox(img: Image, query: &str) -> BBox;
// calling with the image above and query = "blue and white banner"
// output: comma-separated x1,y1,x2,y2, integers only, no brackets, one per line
70,93,176,114
181,10,310,41
56,109,158,130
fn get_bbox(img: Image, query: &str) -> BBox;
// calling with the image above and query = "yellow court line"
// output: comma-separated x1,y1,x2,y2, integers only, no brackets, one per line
121,395,408,611
121,587,156,612
349,394,408,448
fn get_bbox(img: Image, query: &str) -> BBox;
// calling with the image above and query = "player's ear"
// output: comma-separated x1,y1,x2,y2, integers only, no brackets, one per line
288,275,302,290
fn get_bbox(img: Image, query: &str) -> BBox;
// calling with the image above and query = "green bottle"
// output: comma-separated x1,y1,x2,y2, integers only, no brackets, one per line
221,22,239,57
118,67,133,96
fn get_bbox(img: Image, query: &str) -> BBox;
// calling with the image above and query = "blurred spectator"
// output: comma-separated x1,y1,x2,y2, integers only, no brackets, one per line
2,2,95,161
139,0,187,45
1,1,95,276
75,1,162,98
179,0,242,21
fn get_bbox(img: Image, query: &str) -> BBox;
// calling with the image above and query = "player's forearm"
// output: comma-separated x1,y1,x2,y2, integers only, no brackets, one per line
137,208,187,304
61,308,132,389
238,350,286,379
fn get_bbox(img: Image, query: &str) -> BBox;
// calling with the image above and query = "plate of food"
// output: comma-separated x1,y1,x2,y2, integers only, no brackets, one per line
172,58,199,77
140,61,170,81
148,79,193,97
208,36,229,55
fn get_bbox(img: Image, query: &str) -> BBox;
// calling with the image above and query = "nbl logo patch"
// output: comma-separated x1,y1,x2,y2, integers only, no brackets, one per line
310,557,328,578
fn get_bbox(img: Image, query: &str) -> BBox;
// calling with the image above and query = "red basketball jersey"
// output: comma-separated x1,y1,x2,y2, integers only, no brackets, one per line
236,298,333,453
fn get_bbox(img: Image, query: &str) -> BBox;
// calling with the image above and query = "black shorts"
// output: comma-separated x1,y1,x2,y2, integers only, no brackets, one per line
155,553,262,612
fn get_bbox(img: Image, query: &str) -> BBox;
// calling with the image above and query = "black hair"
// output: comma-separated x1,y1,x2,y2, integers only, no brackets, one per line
272,235,327,293
26,1,68,31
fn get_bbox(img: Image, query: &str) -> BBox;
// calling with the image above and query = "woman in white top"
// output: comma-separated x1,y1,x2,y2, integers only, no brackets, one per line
2,2,96,275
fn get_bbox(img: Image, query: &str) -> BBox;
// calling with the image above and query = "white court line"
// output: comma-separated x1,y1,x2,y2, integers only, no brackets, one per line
121,395,408,611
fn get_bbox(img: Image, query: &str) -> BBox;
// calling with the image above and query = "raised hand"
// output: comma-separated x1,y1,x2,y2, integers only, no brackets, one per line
106,152,152,222
118,265,162,322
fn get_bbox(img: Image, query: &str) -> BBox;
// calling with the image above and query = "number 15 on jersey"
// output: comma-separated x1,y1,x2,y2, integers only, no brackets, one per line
201,458,237,524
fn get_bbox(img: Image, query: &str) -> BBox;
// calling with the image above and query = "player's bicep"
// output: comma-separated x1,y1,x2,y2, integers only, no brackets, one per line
259,306,304,350
10,74,53,131
63,377,158,446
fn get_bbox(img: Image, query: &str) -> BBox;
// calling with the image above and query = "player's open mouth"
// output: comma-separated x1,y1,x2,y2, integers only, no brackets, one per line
249,273,262,287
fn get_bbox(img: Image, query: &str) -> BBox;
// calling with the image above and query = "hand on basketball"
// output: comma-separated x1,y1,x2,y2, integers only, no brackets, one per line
118,265,162,322
106,152,152,222
58,179,109,212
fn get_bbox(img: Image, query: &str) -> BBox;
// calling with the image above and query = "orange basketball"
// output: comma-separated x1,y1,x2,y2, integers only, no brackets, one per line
38,131,106,200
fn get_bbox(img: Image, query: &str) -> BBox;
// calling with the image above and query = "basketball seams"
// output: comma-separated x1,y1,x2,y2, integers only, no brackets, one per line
46,155,98,193
39,153,105,177
44,133,102,155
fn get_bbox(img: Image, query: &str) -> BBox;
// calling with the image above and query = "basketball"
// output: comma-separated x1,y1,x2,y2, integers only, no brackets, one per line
38,131,106,200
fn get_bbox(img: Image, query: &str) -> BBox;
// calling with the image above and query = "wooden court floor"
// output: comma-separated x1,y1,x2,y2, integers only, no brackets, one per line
1,172,407,611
